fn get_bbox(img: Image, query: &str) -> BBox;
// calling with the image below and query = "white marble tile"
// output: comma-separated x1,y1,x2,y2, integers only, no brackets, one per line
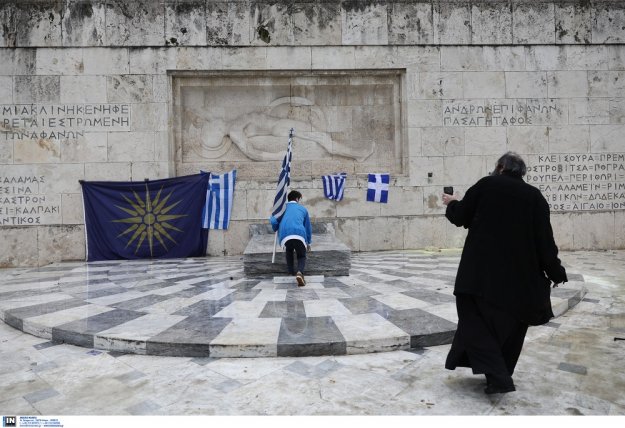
96,313,186,343
333,313,410,354
303,300,352,317
209,318,281,358
212,301,268,319
372,293,430,310
252,289,288,302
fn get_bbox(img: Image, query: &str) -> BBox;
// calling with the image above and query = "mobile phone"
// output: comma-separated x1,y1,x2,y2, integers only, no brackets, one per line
444,186,454,195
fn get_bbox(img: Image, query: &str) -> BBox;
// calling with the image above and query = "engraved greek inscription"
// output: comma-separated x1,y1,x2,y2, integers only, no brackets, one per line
526,153,625,212
442,100,560,127
0,175,60,227
0,103,131,141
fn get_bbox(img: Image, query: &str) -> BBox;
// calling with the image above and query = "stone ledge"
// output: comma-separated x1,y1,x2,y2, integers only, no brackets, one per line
243,222,351,278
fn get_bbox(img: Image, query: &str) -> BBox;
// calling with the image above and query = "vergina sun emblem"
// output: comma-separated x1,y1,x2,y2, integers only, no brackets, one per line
112,184,187,256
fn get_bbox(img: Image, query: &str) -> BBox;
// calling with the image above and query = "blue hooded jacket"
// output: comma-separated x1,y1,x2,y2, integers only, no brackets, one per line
269,201,312,247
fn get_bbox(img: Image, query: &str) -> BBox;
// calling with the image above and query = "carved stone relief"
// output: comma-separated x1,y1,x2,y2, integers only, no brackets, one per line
173,72,403,178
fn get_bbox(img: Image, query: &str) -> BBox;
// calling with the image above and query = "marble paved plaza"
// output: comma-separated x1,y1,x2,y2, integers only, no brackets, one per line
0,250,624,415
0,251,584,358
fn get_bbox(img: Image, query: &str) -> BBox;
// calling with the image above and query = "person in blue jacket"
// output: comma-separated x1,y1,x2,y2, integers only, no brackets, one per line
270,190,312,286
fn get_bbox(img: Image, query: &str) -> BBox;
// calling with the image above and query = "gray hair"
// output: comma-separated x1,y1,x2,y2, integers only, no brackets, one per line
494,152,527,178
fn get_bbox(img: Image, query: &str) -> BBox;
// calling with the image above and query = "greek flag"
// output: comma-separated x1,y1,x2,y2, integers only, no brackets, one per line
202,169,237,229
366,173,390,203
271,128,293,221
322,173,347,201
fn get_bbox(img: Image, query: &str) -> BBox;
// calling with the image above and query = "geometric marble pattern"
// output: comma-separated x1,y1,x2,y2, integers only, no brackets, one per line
0,251,586,358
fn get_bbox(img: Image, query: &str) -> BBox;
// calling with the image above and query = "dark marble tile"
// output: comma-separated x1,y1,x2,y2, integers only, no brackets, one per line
166,286,213,299
52,309,144,347
172,297,233,317
133,280,174,292
339,286,378,298
260,301,306,318
402,289,455,304
231,280,262,291
83,277,117,286
558,362,587,375
3,312,23,331
285,289,319,301
190,357,219,366
3,276,62,285
278,317,346,357
339,296,393,317
146,316,231,357
0,289,50,301
33,341,59,350
582,298,600,304
381,270,414,278
420,272,457,281
229,289,261,301
69,285,130,300
545,321,561,328
6,298,88,319
384,308,457,347
111,294,171,311
322,278,349,288
404,347,426,355
114,370,146,384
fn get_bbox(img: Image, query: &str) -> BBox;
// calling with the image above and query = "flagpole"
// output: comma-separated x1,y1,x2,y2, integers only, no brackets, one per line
271,231,278,264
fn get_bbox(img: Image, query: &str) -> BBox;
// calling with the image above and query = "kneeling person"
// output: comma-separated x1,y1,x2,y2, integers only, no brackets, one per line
269,190,312,286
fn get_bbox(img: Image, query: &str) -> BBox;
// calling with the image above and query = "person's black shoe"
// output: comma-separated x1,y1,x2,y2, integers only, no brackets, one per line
484,384,516,394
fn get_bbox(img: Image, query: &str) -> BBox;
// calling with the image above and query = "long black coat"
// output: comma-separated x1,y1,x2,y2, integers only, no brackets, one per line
446,174,568,325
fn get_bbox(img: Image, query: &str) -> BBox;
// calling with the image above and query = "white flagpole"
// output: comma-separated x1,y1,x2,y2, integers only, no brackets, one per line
272,231,278,264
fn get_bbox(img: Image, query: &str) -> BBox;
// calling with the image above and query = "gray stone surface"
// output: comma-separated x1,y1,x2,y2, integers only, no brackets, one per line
0,249,619,415
243,223,351,277
0,249,588,359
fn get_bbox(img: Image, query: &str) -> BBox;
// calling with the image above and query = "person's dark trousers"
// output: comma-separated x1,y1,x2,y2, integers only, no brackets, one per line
284,239,307,275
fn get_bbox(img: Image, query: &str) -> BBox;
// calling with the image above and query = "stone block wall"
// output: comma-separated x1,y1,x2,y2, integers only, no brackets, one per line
1,0,625,267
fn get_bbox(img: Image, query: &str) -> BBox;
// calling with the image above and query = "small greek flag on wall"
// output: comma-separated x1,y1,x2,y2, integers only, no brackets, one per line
202,169,237,229
366,173,390,203
322,173,347,201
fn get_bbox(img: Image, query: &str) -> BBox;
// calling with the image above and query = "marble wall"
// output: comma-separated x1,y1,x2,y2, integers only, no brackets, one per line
1,0,625,267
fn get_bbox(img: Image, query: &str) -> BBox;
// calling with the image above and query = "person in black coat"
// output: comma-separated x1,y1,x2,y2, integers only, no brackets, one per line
442,152,568,394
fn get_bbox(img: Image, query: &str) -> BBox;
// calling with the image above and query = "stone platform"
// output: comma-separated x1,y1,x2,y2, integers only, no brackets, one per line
243,223,351,278
0,250,586,358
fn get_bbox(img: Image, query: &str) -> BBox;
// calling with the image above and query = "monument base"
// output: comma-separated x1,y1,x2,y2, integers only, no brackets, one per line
243,223,351,278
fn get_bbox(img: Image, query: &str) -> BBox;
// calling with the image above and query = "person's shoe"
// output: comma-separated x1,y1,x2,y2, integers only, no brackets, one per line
484,384,516,394
296,272,306,287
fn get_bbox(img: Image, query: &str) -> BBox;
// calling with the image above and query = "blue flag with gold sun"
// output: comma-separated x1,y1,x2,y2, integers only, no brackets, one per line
81,173,210,261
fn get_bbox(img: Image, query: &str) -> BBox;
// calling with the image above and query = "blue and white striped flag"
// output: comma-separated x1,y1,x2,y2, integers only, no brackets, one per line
202,169,237,229
322,173,347,201
271,128,293,222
